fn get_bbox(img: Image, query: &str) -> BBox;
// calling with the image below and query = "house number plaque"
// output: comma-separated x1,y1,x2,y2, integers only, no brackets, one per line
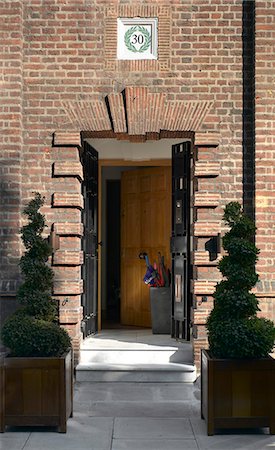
117,18,158,60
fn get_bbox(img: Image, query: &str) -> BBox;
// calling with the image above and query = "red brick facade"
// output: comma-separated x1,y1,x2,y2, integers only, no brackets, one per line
0,0,274,367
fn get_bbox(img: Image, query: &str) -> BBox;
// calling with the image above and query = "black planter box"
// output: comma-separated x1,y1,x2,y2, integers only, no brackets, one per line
150,287,171,334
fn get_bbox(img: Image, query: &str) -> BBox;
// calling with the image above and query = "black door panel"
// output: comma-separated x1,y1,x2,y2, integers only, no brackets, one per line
81,140,98,337
171,142,191,341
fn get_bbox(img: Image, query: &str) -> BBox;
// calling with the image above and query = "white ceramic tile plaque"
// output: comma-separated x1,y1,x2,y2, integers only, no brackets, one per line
117,18,158,60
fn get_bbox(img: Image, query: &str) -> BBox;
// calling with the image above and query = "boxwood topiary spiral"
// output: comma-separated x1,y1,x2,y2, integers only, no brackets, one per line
1,193,71,357
206,202,275,359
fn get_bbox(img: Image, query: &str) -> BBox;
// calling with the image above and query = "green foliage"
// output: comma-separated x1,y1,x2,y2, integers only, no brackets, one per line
1,310,71,357
1,193,71,357
16,286,56,321
206,201,275,359
207,316,275,359
213,286,259,319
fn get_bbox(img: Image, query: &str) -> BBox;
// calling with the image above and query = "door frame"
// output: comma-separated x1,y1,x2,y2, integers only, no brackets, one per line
98,158,171,331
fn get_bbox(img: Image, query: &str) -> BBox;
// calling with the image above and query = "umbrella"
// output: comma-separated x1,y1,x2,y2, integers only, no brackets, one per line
139,252,161,286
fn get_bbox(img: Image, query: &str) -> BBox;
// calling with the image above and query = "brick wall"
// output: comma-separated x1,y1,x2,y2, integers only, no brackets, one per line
0,0,23,301
254,0,275,317
2,0,271,366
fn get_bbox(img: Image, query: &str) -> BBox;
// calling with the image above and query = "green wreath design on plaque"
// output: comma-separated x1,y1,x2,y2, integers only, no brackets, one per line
124,25,151,53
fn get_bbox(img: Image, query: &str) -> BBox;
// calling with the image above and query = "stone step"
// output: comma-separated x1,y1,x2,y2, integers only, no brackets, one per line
75,362,196,383
79,349,193,365
76,331,196,383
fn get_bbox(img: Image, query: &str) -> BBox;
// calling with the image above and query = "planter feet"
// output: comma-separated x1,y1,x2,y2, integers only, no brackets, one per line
58,423,67,433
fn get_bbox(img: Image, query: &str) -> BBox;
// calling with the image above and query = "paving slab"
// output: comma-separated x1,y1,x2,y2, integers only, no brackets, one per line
23,416,113,450
190,418,275,450
0,437,30,450
1,382,274,450
111,438,198,450
113,417,194,439
87,400,199,418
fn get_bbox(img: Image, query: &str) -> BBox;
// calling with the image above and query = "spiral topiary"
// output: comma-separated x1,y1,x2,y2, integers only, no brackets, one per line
206,201,275,359
1,193,71,357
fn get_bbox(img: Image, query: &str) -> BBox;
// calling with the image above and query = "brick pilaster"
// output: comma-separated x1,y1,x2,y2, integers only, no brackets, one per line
51,132,83,363
254,1,275,323
191,138,222,369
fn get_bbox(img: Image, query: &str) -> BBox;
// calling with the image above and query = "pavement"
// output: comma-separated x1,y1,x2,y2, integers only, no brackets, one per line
1,380,275,450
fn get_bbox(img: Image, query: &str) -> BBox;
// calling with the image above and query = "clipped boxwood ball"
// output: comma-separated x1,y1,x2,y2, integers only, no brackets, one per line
207,316,275,359
1,310,71,357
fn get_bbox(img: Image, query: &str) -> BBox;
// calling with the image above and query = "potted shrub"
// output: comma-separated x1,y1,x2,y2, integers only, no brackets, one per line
0,193,73,433
201,202,275,435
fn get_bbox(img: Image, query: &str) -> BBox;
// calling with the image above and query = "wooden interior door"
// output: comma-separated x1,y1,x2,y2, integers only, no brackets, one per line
121,167,171,327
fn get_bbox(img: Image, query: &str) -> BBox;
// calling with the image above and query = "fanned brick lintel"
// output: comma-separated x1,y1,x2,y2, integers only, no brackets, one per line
126,87,147,135
61,100,111,132
193,221,221,237
53,162,83,180
163,100,213,132
194,192,220,208
117,89,213,134
53,132,81,147
194,161,220,178
125,88,167,135
61,87,214,136
108,93,127,133
52,193,84,210
53,251,84,266
53,223,84,236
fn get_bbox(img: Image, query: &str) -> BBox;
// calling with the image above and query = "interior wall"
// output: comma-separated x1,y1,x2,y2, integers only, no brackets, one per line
87,138,185,160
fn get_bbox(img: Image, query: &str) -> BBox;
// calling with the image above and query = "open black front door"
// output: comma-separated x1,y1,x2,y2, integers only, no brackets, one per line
171,142,191,340
81,140,98,337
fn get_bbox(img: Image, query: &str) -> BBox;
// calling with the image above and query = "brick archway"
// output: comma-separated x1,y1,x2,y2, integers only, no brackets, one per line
51,88,221,367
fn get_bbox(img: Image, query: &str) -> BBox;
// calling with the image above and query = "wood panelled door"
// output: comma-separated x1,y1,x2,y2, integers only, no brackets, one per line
121,167,171,327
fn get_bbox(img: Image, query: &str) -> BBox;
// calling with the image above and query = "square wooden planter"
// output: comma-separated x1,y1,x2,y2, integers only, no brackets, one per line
0,349,73,433
201,349,275,435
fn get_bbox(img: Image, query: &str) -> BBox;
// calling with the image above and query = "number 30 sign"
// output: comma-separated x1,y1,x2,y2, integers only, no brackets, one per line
124,25,151,53
117,18,158,60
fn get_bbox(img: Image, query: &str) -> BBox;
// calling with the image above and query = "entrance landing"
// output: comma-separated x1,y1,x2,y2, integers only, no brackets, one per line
76,329,196,382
